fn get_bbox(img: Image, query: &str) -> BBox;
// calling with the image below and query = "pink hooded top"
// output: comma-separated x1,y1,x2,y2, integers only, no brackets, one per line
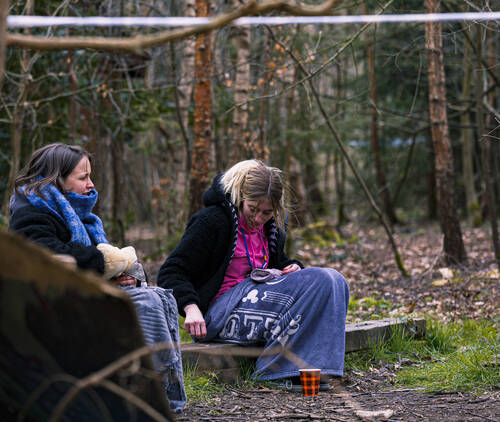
213,214,269,301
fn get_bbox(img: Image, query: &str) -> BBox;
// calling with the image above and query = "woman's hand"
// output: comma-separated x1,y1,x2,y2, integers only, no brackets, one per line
110,273,137,286
282,263,301,274
184,304,207,339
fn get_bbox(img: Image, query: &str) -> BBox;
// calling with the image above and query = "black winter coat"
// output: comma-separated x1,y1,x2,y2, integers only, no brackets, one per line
9,200,105,274
157,175,302,316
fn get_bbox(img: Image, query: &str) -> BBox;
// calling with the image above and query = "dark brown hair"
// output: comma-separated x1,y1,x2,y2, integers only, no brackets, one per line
15,143,91,198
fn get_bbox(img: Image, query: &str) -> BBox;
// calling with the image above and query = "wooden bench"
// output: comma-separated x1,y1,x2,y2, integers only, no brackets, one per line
181,318,426,381
0,230,174,422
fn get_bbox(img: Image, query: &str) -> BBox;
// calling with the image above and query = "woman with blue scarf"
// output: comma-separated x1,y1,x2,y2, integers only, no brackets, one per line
9,143,186,413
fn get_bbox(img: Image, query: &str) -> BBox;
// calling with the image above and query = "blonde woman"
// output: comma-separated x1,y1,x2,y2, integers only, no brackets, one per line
158,160,349,390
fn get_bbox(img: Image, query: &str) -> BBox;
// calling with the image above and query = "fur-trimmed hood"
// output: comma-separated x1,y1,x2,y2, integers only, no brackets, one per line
202,173,226,207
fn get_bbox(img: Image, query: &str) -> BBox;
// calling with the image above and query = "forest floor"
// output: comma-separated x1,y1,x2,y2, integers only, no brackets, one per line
133,222,499,422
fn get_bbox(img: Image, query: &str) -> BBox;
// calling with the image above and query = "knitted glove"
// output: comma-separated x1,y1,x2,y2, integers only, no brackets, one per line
96,243,137,279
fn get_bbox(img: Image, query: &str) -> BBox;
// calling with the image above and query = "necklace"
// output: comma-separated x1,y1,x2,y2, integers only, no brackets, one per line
240,227,268,271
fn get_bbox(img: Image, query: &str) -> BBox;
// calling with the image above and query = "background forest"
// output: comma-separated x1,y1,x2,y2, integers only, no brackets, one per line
1,0,499,267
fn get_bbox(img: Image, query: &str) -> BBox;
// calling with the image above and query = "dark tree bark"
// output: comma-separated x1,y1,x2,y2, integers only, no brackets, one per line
189,0,212,216
2,0,32,217
0,0,9,90
334,149,348,226
67,47,78,143
111,134,125,245
425,135,438,220
257,31,272,161
459,25,478,219
283,64,306,226
476,23,500,269
230,0,251,164
425,0,466,264
334,62,348,227
299,86,326,219
363,0,398,225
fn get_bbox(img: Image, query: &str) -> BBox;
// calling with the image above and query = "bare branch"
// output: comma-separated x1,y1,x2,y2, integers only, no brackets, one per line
484,99,500,122
0,0,9,88
7,0,341,54
49,378,170,422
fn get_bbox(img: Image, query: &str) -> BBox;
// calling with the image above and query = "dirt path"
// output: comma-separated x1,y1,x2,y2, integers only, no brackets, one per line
180,379,500,421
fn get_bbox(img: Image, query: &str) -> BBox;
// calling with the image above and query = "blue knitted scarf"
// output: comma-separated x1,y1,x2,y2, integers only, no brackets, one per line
20,182,109,247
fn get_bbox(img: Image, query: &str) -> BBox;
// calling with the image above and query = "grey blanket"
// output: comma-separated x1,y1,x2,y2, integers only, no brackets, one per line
122,286,187,413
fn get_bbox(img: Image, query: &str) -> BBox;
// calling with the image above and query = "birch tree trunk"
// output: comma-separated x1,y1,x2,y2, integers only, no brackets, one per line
425,0,466,264
189,0,212,216
230,0,251,164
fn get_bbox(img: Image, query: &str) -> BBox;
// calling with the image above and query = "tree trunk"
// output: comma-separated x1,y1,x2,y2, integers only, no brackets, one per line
284,64,297,179
230,0,251,164
334,62,348,227
334,149,348,226
67,46,78,143
426,136,438,220
425,0,466,264
2,0,33,217
0,0,9,90
189,0,212,216
111,133,125,245
289,157,306,227
363,0,398,225
476,23,500,268
460,25,478,221
298,80,325,219
176,0,196,193
257,31,272,161
283,64,306,226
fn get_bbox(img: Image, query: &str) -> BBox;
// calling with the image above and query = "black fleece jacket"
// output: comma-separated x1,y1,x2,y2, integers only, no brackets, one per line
9,201,105,274
157,174,302,316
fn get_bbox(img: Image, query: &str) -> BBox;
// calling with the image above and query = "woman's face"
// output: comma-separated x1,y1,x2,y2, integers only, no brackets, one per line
61,156,94,195
242,198,274,229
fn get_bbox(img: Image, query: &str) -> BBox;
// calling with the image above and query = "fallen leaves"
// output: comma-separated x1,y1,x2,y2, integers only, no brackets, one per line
289,223,500,323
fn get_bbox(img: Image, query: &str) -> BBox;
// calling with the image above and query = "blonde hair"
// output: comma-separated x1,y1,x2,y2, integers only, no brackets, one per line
220,160,287,228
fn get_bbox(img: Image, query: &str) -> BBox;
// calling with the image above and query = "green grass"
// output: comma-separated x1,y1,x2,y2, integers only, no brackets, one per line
183,358,258,404
183,362,226,403
178,315,192,344
348,295,395,320
345,318,499,394
397,319,499,393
